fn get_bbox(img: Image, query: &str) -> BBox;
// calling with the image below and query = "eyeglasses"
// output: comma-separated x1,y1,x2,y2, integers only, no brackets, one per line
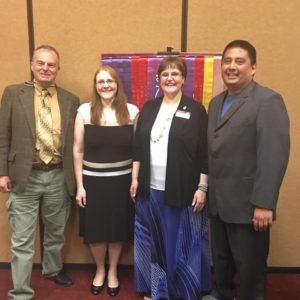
160,71,182,79
96,79,116,87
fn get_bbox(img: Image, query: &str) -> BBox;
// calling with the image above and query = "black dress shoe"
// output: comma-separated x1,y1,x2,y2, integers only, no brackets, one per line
90,283,104,295
46,272,73,287
107,285,120,297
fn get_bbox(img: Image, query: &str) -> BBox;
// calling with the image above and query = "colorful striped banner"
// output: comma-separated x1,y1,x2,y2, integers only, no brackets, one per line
131,58,148,109
193,56,204,103
101,53,223,110
183,56,195,97
202,57,214,111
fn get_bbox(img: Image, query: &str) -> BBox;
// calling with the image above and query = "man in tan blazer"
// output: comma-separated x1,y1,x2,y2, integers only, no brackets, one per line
203,40,290,300
0,45,79,300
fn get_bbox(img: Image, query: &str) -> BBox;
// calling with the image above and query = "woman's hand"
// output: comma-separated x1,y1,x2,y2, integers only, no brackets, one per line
192,189,206,212
75,187,86,208
130,179,138,202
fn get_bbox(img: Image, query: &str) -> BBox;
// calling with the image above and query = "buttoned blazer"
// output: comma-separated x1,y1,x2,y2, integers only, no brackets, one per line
0,83,80,195
133,95,208,207
207,81,290,223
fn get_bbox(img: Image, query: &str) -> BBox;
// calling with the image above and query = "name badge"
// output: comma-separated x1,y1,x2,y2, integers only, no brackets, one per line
175,110,191,119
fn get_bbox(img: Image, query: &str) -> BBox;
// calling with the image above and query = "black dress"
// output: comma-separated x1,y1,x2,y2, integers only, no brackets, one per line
79,123,135,243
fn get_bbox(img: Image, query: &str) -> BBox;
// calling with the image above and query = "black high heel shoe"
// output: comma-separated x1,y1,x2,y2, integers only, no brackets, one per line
90,282,104,295
107,285,120,297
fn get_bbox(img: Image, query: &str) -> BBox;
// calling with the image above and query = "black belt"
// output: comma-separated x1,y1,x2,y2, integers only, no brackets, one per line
32,162,62,171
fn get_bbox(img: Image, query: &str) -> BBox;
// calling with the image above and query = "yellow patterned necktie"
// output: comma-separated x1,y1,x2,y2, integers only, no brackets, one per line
37,89,55,164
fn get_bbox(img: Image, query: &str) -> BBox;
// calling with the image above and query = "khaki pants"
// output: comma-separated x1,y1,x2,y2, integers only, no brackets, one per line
7,169,70,300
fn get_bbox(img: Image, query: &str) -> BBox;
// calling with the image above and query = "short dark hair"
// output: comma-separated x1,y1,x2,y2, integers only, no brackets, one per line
157,56,187,79
32,45,60,64
222,40,256,65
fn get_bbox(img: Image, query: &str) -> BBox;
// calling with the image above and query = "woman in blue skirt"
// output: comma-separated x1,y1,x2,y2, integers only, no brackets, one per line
130,56,211,300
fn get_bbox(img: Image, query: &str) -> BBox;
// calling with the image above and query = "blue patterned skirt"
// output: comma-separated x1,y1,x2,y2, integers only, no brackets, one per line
134,189,211,300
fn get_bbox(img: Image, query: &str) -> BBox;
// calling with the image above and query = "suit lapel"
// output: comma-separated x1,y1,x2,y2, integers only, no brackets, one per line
57,87,70,148
215,81,256,130
19,85,35,139
18,85,73,147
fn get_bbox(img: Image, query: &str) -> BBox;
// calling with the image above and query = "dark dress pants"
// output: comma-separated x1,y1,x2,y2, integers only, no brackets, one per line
210,215,269,300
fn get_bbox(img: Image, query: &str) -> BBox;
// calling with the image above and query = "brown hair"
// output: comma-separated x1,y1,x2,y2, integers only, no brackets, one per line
157,56,187,79
91,66,130,126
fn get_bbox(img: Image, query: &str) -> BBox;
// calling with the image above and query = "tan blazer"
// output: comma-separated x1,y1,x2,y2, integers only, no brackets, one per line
207,81,290,223
0,83,80,195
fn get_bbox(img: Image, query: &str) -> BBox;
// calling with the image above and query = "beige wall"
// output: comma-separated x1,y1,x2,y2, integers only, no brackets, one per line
0,1,42,263
0,0,299,267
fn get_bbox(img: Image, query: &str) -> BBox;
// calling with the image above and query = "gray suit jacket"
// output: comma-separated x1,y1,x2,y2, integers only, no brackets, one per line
207,81,290,223
0,83,80,195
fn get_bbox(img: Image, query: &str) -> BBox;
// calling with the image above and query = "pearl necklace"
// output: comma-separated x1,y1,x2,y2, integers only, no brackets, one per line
151,115,173,143
150,105,178,143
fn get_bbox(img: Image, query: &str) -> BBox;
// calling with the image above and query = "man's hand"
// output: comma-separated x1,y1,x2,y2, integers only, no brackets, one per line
252,207,273,232
0,176,12,193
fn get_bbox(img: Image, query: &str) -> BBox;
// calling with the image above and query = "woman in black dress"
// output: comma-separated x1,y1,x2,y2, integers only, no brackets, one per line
73,66,138,297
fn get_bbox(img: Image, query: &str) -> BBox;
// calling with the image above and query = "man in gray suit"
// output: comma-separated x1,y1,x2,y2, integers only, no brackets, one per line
203,40,290,300
0,45,79,300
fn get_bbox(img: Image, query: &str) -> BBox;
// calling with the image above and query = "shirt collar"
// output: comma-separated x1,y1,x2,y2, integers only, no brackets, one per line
34,82,56,97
